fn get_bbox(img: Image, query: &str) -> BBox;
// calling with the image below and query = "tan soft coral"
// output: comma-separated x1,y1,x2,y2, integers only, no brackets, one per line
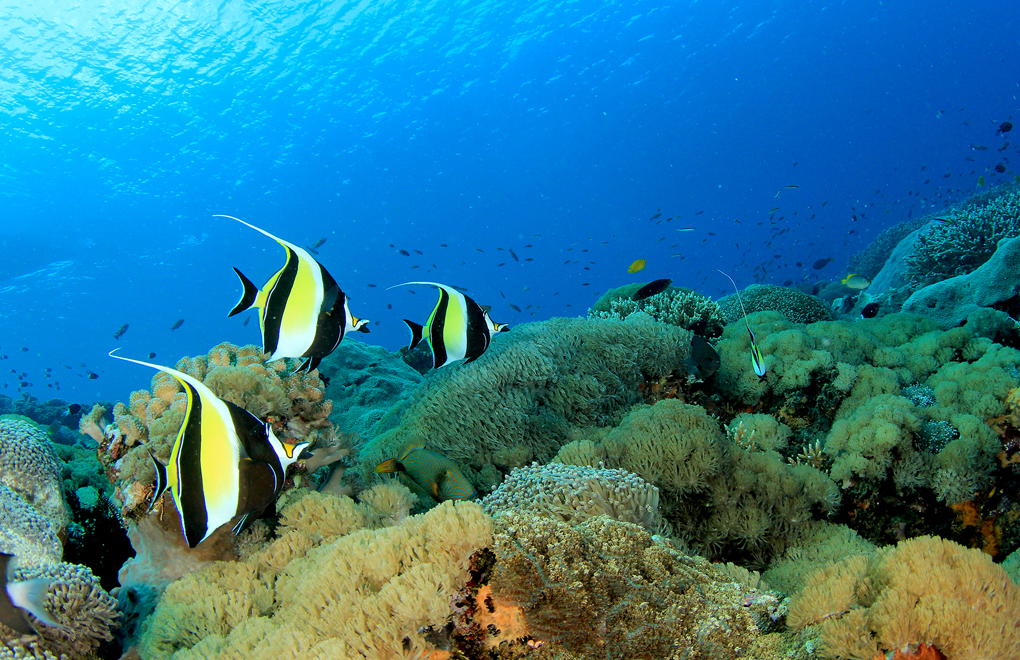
139,497,493,660
788,536,1020,660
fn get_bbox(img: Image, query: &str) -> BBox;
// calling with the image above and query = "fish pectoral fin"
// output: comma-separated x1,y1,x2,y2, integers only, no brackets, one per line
147,450,169,512
403,319,425,350
228,267,261,317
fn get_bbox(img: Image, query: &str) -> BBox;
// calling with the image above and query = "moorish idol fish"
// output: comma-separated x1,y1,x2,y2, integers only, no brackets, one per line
0,553,65,635
718,271,767,380
217,215,369,372
391,281,509,369
375,446,477,501
109,350,309,548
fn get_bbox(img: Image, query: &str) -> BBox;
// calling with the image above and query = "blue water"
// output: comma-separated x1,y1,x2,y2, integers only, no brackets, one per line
1,0,1017,403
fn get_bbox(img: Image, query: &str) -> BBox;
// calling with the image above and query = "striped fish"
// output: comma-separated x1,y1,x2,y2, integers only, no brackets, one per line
392,281,508,369
110,351,309,548
218,215,369,372
718,270,768,380
375,446,477,501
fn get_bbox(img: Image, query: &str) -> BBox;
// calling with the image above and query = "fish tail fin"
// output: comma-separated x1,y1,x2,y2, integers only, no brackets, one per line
403,319,424,350
375,458,399,474
5,578,67,632
228,267,261,317
147,450,170,512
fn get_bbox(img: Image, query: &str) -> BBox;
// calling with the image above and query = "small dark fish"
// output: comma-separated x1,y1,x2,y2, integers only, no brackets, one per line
509,304,522,312
650,212,662,220
509,249,519,262
171,319,185,331
367,283,377,288
243,316,250,327
995,163,1006,173
633,278,672,301
147,352,157,359
972,145,988,151
685,336,720,379
812,257,834,270
497,263,505,267
398,249,410,257
998,121,1013,134
114,324,129,340
414,250,423,256
87,371,99,380
66,403,81,415
311,237,327,249
861,302,880,319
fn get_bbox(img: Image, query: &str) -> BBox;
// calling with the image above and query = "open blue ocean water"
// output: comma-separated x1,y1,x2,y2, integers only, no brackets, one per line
0,0,1017,404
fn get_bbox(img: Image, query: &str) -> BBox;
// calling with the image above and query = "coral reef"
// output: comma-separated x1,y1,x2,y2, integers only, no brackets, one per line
358,315,692,494
481,462,660,531
486,510,782,659
902,235,1020,329
717,284,833,325
787,535,1020,659
137,495,492,660
848,215,931,280
0,484,62,569
588,283,726,336
903,181,1020,287
0,418,70,534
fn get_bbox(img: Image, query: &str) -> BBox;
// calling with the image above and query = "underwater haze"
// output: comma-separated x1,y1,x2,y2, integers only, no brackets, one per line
0,0,1017,402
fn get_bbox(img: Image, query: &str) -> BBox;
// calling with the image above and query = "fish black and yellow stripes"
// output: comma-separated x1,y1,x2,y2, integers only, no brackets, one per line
391,281,509,369
217,215,369,372
376,446,477,501
718,270,768,380
109,350,309,548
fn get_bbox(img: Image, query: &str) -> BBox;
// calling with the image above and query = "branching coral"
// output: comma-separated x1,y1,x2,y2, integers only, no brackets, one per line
787,535,1020,660
481,462,660,531
903,181,1020,287
588,285,726,336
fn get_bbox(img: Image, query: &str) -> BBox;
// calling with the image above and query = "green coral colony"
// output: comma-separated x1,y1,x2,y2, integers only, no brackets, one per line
3,188,1020,660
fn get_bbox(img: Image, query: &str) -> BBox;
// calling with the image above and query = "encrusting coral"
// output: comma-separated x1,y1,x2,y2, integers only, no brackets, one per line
0,418,70,534
137,492,493,660
787,535,1020,660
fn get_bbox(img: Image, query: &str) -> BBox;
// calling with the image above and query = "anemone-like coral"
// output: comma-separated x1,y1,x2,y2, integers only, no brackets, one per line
0,484,62,569
481,462,660,531
0,418,69,534
588,284,726,336
1,562,119,660
824,394,920,488
718,284,833,325
358,315,692,491
788,535,1020,660
487,510,780,659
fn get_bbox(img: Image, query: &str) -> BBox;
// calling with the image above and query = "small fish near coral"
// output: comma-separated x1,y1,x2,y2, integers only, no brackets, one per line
109,350,310,548
219,215,370,372
633,278,672,301
627,258,646,274
376,446,477,501
0,553,66,635
394,281,509,369
840,273,871,290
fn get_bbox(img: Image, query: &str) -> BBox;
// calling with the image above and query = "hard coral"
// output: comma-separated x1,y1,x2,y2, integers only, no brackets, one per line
0,418,69,534
0,484,62,569
718,284,833,325
588,285,726,336
481,462,660,531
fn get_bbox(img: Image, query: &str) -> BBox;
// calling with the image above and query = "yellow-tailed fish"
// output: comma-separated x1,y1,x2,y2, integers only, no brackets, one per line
390,281,508,369
718,270,768,379
375,446,477,501
109,350,309,548
217,215,369,371
627,258,646,273
840,273,871,290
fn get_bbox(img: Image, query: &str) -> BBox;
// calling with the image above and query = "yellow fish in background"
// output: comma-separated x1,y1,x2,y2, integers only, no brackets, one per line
627,259,646,274
840,273,871,290
376,446,477,501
